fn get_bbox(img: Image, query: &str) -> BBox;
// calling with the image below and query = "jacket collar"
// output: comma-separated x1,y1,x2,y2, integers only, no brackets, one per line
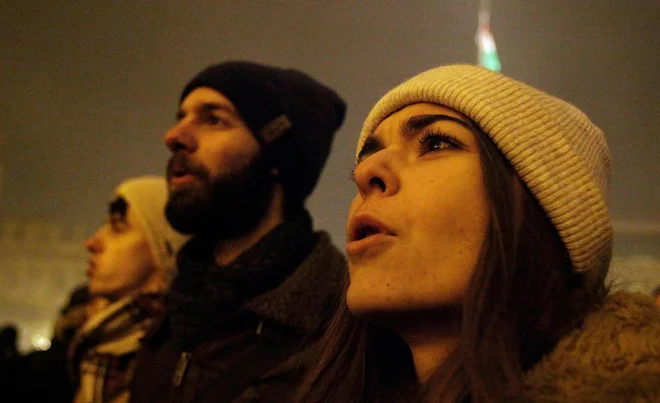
243,231,345,333
143,231,346,344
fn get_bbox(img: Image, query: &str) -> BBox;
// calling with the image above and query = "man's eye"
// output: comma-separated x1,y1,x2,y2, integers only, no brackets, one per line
203,113,228,127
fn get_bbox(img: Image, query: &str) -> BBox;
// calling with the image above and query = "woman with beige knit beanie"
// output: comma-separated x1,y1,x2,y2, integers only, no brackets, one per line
69,176,188,403
295,66,660,403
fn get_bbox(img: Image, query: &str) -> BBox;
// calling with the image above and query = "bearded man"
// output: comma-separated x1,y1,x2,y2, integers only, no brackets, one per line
130,61,347,403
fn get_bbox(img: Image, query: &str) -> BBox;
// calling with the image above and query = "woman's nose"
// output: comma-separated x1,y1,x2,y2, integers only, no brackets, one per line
353,150,400,200
84,231,102,253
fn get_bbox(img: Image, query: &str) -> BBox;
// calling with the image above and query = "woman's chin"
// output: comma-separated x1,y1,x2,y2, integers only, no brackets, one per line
346,287,403,319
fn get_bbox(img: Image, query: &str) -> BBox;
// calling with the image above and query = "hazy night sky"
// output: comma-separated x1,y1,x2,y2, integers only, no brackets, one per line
2,0,659,252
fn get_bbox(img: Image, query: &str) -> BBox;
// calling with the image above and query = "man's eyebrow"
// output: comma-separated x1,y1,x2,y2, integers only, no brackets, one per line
401,114,471,138
175,102,237,121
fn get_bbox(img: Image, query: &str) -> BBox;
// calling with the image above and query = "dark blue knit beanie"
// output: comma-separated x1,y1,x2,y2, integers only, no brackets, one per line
180,61,346,206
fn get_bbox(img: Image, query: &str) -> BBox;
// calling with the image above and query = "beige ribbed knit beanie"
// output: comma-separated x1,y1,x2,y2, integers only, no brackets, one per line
358,64,612,283
115,176,189,284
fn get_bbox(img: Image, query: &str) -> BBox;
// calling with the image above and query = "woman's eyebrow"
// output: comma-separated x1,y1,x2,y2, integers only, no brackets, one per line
357,135,383,161
401,114,471,138
357,114,471,161
108,197,128,220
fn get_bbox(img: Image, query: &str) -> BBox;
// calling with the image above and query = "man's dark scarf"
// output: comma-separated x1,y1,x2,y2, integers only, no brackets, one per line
167,210,316,350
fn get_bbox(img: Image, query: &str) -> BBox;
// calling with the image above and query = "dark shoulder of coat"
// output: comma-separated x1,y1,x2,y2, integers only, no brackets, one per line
130,231,346,403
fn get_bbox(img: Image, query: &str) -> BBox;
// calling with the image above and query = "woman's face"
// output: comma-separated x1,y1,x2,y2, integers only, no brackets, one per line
346,103,489,316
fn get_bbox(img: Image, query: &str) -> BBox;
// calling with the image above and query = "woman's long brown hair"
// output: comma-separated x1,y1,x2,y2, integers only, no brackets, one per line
295,122,609,403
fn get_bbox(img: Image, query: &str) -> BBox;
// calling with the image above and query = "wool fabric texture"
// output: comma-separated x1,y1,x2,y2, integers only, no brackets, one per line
167,210,316,350
358,64,612,282
180,61,346,203
115,176,189,283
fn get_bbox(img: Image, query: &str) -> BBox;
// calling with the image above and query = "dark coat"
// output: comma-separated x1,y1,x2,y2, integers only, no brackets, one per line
130,232,345,403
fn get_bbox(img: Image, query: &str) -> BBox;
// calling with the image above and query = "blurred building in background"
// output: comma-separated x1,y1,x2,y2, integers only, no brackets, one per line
609,225,660,295
0,219,87,352
610,254,660,295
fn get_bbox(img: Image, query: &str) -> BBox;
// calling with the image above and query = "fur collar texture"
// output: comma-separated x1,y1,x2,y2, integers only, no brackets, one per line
516,291,660,402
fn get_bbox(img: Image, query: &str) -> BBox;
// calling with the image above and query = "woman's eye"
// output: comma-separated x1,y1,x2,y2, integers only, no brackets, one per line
108,215,128,233
349,162,358,182
418,133,462,155
109,221,122,233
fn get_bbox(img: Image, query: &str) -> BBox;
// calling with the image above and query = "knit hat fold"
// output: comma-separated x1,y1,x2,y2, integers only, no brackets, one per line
358,64,612,283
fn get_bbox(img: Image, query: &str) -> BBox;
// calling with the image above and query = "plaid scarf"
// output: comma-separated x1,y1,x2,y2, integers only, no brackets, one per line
167,210,315,350
69,294,163,403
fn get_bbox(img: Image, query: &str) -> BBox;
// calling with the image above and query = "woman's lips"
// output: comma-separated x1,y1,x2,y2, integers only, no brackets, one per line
86,261,95,277
346,232,395,256
346,215,395,256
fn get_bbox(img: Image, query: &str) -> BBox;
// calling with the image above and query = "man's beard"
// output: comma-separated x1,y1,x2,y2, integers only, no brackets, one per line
165,153,275,238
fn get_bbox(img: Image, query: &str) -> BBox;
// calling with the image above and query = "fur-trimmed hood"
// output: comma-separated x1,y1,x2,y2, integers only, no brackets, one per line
516,291,660,402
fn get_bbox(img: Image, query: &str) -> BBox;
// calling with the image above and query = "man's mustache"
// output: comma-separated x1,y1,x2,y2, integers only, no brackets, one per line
166,154,209,180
